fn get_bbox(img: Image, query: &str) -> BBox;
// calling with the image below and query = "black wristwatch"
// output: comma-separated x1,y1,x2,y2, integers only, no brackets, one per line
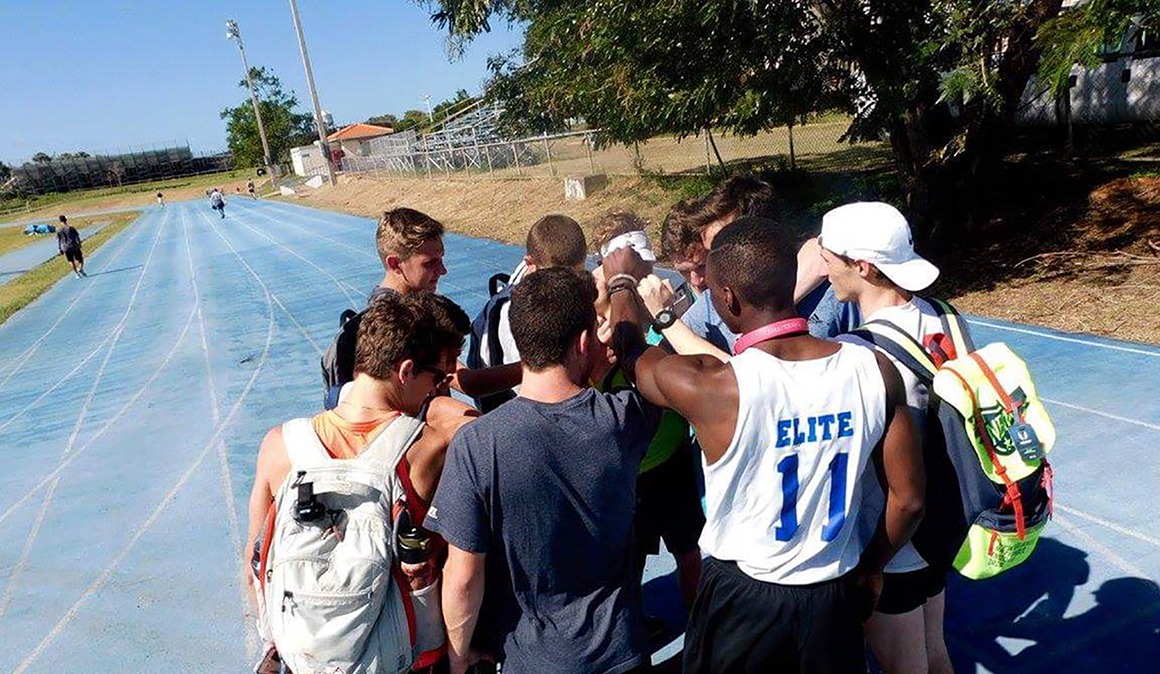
652,307,677,331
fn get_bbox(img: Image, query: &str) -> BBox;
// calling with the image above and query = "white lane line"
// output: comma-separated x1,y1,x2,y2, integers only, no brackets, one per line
10,215,279,674
0,213,170,435
241,200,372,234
0,212,151,390
0,307,197,528
1042,397,1160,432
1055,503,1160,549
199,209,323,356
232,201,375,262
1054,513,1148,578
966,318,1160,359
180,205,259,657
0,477,59,617
232,207,361,308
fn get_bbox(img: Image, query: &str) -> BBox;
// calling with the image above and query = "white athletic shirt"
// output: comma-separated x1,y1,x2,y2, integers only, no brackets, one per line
699,343,887,585
838,297,944,573
477,301,520,367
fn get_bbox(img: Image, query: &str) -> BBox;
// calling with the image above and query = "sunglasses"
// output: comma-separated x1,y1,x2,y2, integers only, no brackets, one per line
415,364,451,385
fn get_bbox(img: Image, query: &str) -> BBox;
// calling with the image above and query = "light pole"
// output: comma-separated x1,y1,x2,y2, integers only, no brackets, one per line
226,19,276,188
423,94,433,122
287,0,337,186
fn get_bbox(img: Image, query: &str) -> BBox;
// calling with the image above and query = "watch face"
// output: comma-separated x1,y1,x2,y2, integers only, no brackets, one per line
655,309,676,330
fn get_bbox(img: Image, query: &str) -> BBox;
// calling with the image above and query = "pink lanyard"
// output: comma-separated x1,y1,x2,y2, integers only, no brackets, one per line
733,318,810,355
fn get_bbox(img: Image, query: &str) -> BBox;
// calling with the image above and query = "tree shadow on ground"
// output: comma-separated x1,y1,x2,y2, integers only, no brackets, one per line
930,126,1160,300
945,537,1160,674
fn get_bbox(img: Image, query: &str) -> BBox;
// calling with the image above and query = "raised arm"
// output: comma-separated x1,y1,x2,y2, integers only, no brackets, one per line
604,250,738,461
854,352,925,616
636,275,729,362
450,360,522,399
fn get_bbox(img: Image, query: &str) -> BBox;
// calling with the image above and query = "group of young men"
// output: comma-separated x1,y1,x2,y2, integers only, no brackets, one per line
246,174,971,674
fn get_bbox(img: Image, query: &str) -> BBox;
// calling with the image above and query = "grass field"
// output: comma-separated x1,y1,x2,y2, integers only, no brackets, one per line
0,224,50,256
0,168,266,222
0,211,138,325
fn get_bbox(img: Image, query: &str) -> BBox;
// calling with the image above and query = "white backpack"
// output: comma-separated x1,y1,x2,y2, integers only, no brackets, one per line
257,415,425,674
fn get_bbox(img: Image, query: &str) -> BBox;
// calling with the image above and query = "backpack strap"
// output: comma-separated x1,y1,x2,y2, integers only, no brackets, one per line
488,272,511,297
927,298,975,355
281,418,333,472
355,415,427,480
849,319,939,389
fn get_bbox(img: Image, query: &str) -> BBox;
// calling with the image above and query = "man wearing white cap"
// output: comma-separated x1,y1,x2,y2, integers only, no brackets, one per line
819,201,962,674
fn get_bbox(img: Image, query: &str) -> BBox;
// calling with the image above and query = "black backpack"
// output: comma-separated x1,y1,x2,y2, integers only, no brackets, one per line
465,273,517,413
320,308,362,409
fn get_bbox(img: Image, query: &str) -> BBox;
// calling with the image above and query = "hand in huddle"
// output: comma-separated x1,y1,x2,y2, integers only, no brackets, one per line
637,274,675,318
601,246,650,283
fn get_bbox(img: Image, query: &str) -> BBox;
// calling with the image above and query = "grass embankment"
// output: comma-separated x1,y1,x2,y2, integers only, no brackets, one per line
0,224,48,256
0,211,139,325
0,168,267,222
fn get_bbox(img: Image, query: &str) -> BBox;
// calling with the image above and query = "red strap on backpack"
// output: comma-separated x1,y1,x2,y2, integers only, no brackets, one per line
946,367,1027,541
258,503,277,592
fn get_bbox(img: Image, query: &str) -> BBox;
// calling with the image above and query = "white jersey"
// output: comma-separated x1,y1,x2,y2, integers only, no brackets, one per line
699,343,887,585
838,297,947,573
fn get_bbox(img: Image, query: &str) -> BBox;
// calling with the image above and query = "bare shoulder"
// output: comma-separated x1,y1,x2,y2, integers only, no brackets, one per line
425,396,481,439
256,425,290,497
872,350,905,406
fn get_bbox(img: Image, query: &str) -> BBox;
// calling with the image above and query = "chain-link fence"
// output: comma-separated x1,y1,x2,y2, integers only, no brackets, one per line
339,116,885,181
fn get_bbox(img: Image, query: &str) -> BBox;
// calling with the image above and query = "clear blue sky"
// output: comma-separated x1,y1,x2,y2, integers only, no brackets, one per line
0,1,524,165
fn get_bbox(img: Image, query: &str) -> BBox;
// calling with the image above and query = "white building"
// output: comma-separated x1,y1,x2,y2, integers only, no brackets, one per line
289,143,328,178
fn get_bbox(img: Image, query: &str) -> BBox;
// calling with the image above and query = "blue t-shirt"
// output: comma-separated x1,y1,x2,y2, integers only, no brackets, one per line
425,389,660,674
680,281,860,351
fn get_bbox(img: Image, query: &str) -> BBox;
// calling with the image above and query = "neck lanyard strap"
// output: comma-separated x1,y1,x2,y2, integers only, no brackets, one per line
734,318,810,355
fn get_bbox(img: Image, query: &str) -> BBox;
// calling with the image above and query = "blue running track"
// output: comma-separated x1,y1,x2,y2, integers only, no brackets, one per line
0,200,1155,674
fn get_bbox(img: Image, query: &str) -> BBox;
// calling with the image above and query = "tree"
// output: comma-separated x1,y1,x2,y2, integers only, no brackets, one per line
366,113,400,129
395,109,430,132
31,152,52,164
220,66,315,168
430,0,1155,247
0,161,10,182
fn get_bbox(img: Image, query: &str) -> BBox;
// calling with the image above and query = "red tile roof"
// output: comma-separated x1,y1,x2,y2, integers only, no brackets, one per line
327,123,394,141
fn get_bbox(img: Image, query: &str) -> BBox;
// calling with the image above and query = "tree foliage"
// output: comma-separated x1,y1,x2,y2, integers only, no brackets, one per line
31,153,52,164
430,0,1154,244
1035,0,1158,96
220,66,315,167
366,113,400,128
0,161,10,182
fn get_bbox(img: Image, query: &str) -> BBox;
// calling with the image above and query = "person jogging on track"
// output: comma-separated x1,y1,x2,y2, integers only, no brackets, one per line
157,192,165,207
56,215,86,278
603,217,925,674
247,179,257,200
211,187,226,219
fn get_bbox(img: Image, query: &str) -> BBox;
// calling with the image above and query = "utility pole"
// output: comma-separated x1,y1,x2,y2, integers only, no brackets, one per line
423,94,433,122
287,0,337,186
226,18,277,188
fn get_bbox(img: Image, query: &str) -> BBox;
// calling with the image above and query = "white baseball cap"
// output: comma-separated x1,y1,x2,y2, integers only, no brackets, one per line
819,202,939,292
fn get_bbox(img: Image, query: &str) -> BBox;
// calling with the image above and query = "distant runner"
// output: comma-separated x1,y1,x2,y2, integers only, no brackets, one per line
210,188,226,219
247,179,257,200
56,215,86,278
156,191,165,207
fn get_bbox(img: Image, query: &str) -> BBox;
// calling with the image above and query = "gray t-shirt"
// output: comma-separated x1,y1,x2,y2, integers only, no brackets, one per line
426,389,660,674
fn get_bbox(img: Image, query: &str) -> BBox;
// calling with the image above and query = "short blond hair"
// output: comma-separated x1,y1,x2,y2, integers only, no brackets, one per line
594,210,650,251
376,208,445,267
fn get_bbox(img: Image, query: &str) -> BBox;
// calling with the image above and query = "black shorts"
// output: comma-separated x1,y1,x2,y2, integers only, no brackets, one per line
635,441,705,557
683,557,867,674
64,248,83,263
875,565,947,615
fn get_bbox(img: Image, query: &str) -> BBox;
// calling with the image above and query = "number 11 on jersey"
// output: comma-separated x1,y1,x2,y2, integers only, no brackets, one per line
775,453,849,542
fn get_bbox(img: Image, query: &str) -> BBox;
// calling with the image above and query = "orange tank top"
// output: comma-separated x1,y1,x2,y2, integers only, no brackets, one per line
310,409,398,460
310,410,433,522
